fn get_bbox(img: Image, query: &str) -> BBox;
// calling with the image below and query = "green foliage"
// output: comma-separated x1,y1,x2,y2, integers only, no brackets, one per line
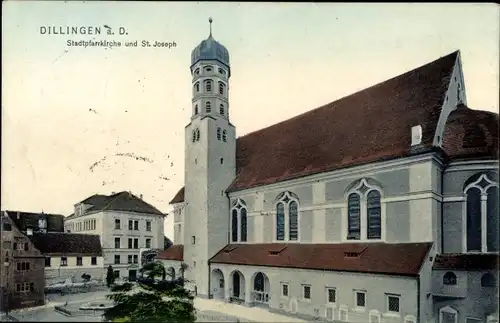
103,262,196,323
106,265,115,287
81,273,91,282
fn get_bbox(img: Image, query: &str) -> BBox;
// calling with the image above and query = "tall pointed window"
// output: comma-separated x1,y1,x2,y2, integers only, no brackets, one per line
345,179,384,241
222,130,227,142
275,191,300,241
217,128,222,141
194,82,200,92
204,79,212,92
231,199,248,243
192,130,196,143
219,82,225,95
194,104,199,115
195,129,200,142
220,104,225,116
206,102,211,113
464,173,499,253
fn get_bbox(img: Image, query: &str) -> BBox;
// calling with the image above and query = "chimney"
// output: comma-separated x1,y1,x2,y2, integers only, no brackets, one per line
26,228,33,236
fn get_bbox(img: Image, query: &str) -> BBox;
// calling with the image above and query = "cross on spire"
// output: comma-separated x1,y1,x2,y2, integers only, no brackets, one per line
209,17,213,37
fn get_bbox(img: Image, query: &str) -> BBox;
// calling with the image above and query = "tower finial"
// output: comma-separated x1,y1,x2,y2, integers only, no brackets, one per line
208,17,213,37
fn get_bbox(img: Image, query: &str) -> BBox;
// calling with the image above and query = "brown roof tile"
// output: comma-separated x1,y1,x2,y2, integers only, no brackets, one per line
442,104,499,161
433,253,500,271
156,245,184,261
210,242,433,277
27,232,103,256
170,187,185,204
170,51,462,203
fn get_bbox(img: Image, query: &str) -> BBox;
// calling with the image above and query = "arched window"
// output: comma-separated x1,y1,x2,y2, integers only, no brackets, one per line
222,130,227,142
219,82,225,95
204,79,212,92
204,66,212,73
194,104,199,115
254,273,264,292
481,272,496,287
464,173,499,252
231,209,238,242
206,102,211,113
194,82,200,92
195,129,200,141
345,179,383,241
443,272,457,285
220,104,225,115
192,130,196,143
218,68,225,76
231,199,247,242
217,128,221,141
276,203,285,241
194,68,200,76
275,191,300,241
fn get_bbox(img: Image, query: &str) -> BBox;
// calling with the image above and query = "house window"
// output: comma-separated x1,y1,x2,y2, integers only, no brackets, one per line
346,179,383,240
387,294,400,313
219,104,225,115
206,101,212,113
16,262,30,271
275,191,300,241
134,238,139,249
76,257,83,266
128,238,133,249
115,237,121,249
439,306,458,323
3,222,12,231
191,236,196,245
326,288,336,303
281,283,289,297
464,173,499,252
133,255,138,264
302,285,311,300
218,82,225,95
222,130,227,142
231,199,248,242
113,270,120,278
91,257,97,265
134,220,139,231
30,282,34,292
217,127,222,141
128,220,133,230
128,255,133,264
145,238,151,249
24,242,28,251
61,257,68,266
204,80,212,92
45,257,51,267
481,272,496,287
146,221,151,232
355,290,366,308
443,272,457,285
114,255,120,264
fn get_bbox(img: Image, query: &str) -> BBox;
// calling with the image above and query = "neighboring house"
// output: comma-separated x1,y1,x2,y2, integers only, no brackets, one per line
63,191,165,281
6,210,65,234
26,232,103,285
0,212,45,311
158,21,499,323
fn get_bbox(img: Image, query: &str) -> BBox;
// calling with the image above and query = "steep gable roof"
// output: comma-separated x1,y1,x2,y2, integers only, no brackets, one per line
27,232,103,256
67,191,164,219
4,210,65,232
170,51,460,203
156,245,184,261
210,242,433,277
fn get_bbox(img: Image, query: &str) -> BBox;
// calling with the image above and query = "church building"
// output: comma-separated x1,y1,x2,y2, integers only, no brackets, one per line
158,19,499,323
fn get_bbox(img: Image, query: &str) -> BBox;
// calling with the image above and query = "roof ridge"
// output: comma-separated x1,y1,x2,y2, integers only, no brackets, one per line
100,192,127,212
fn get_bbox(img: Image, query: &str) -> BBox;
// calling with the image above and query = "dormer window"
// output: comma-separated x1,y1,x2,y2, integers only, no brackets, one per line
206,102,212,113
219,104,225,115
204,66,212,73
204,80,212,92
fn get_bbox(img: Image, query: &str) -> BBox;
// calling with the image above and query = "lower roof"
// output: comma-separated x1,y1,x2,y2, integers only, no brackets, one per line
156,245,184,261
210,242,433,277
27,232,103,256
433,253,500,271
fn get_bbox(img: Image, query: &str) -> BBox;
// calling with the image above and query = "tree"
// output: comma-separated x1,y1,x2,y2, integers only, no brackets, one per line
103,261,196,323
81,273,91,282
106,265,115,287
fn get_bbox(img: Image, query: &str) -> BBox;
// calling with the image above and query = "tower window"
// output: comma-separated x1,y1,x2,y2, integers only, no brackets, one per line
218,68,225,76
206,102,212,113
222,130,227,142
195,68,200,75
220,104,225,115
196,129,200,141
192,130,196,143
194,82,200,92
194,104,199,115
220,158,224,165
204,66,212,73
218,82,225,95
217,127,222,141
204,79,213,92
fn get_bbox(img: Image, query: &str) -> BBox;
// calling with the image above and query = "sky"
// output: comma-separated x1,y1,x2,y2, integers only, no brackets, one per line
2,2,499,240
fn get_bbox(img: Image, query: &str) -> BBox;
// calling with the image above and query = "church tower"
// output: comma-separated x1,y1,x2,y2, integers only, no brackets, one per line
183,18,236,297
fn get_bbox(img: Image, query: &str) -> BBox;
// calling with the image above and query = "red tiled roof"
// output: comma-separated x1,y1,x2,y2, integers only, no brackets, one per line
442,104,499,161
433,253,500,271
170,187,185,204
156,245,184,261
210,242,433,277
170,51,462,203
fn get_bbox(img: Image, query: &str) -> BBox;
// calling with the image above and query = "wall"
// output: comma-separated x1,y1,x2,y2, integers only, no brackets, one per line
172,203,185,245
44,255,104,285
210,263,419,323
228,155,441,246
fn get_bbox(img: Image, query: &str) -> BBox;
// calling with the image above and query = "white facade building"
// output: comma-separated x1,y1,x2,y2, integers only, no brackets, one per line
64,191,165,280
158,20,499,323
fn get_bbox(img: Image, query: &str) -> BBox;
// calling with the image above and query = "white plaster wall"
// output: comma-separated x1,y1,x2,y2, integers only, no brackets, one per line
44,255,105,284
